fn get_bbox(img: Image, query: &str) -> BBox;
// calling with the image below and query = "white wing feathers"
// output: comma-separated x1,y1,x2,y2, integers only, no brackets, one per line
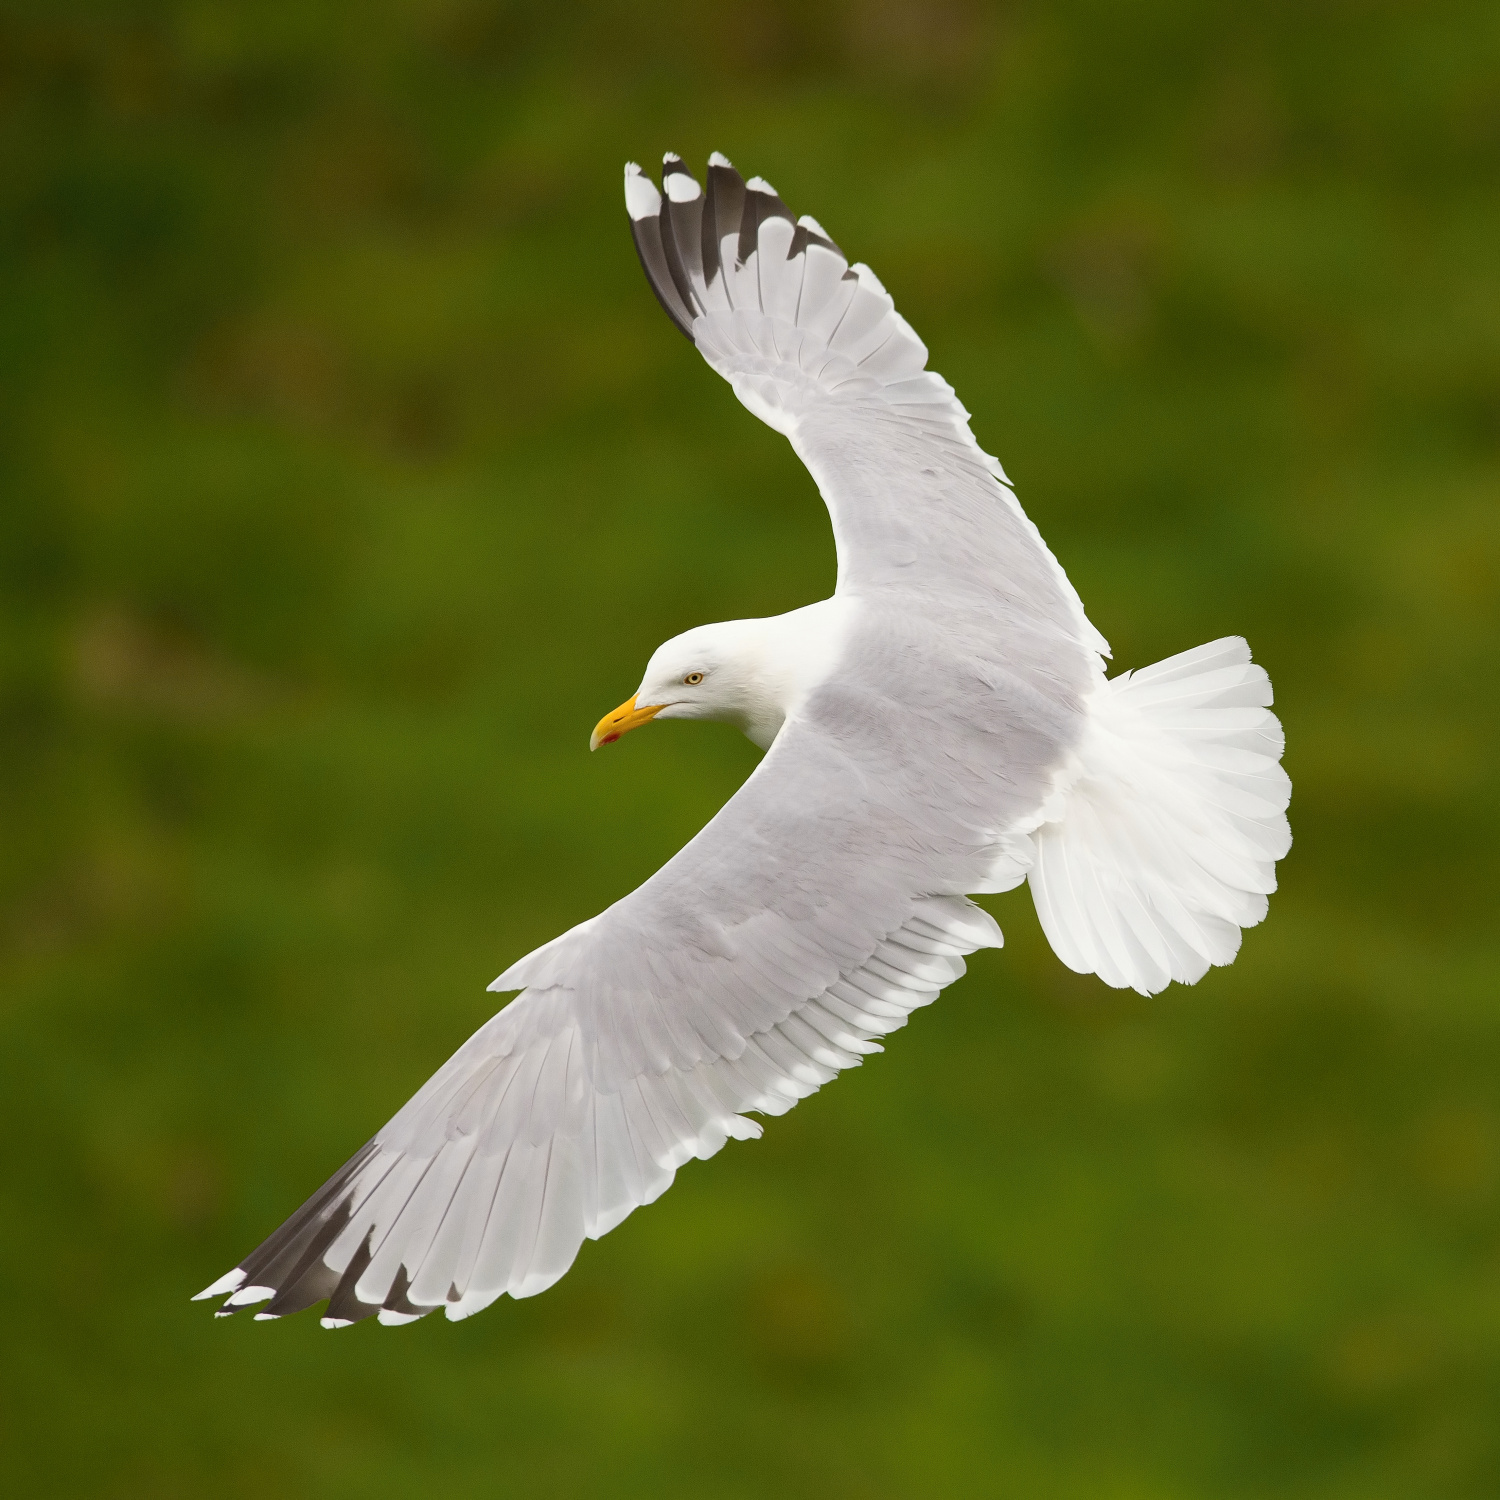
1028,638,1291,996
196,897,999,1325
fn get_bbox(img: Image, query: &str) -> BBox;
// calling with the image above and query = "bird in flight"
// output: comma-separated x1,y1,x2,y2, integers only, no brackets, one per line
197,152,1290,1329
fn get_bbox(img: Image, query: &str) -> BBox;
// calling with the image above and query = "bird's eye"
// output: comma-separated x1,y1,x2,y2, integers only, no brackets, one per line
683,671,704,685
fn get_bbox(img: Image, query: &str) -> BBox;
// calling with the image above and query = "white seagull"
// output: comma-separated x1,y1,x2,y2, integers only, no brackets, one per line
197,152,1290,1328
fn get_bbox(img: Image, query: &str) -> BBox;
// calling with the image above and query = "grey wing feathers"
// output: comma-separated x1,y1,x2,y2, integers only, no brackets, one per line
196,897,999,1325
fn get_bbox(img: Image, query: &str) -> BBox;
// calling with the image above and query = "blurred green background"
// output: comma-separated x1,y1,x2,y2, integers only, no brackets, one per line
2,2,1497,1495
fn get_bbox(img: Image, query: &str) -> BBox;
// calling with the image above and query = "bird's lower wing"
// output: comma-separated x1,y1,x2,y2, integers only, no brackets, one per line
195,896,1000,1326
200,619,1069,1329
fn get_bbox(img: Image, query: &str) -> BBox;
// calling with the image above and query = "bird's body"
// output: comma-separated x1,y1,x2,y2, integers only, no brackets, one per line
197,152,1290,1329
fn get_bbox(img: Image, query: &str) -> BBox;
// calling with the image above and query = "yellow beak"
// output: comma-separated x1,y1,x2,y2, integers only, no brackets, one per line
590,694,665,751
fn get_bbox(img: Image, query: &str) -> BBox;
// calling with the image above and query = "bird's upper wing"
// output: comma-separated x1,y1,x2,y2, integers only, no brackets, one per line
627,152,1108,662
198,154,1104,1329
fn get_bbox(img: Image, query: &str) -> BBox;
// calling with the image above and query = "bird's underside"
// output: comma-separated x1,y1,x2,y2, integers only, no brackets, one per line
197,152,1291,1328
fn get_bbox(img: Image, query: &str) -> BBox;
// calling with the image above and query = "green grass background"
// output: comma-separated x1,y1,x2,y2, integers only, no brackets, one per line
2,2,1497,1495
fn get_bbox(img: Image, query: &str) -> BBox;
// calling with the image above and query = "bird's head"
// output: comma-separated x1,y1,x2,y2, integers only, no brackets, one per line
590,621,766,750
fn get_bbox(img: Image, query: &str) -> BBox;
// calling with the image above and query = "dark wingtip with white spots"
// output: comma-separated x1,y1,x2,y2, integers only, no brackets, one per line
627,150,848,340
623,159,697,340
196,1139,392,1327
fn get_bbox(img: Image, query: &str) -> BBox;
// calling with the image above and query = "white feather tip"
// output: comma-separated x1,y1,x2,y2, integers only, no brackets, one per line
225,1283,274,1308
192,1267,246,1301
623,164,661,220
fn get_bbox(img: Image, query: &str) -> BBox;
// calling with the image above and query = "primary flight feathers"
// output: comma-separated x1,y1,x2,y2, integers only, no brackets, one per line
197,152,1289,1330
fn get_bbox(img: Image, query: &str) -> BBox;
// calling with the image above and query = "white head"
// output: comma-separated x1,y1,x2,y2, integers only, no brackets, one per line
591,619,781,751
589,601,851,754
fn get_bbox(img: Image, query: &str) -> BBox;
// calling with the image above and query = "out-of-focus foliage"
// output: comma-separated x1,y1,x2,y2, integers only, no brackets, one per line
1,2,1497,1495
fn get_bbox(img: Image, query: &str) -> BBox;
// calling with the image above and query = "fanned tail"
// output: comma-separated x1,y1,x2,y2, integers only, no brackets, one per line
1027,637,1291,996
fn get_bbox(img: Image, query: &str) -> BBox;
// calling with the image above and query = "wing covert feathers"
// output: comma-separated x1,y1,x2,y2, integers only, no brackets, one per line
197,897,1001,1327
1027,638,1292,996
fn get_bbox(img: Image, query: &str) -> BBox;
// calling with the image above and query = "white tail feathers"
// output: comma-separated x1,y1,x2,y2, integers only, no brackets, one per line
1028,637,1291,996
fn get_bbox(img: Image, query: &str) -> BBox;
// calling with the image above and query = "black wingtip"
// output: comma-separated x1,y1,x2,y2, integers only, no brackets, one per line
626,160,697,340
702,154,746,294
200,1139,384,1325
628,152,835,336
321,1229,383,1327
381,1264,434,1322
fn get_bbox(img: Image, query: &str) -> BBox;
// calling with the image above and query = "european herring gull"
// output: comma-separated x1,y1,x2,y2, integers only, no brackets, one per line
196,152,1291,1328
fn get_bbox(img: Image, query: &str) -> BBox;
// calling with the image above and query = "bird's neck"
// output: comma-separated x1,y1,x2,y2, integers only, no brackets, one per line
728,597,855,750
